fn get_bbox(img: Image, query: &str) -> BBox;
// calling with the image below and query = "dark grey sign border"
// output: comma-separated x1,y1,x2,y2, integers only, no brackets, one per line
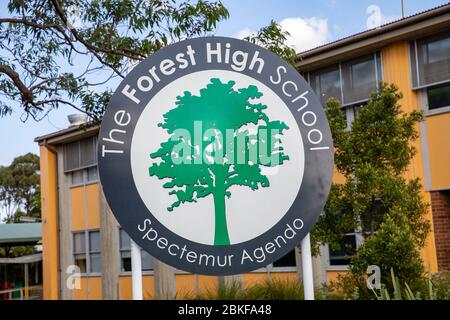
98,36,333,275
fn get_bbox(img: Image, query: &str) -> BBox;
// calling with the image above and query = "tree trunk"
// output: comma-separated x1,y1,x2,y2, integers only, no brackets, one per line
213,188,230,245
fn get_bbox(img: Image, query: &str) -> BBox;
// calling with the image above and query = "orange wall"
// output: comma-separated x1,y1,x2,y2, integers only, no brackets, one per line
118,272,297,299
40,145,59,300
71,183,100,231
241,272,298,286
326,270,348,284
382,41,438,272
426,112,450,190
119,275,155,300
86,184,100,228
71,186,84,231
70,181,101,299
73,276,102,300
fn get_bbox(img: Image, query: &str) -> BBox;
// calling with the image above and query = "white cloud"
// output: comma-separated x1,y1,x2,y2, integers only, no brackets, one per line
279,17,331,52
234,17,331,53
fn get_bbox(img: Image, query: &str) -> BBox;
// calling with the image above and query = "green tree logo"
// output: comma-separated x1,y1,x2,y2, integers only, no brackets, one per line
149,78,289,245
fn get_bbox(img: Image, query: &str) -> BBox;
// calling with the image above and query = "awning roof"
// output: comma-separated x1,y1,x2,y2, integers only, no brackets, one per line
0,223,42,246
0,253,42,264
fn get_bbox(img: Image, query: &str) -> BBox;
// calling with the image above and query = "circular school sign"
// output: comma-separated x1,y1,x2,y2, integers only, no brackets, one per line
98,37,333,275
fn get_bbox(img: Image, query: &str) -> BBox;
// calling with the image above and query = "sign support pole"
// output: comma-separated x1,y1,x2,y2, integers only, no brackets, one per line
131,239,143,300
301,233,315,300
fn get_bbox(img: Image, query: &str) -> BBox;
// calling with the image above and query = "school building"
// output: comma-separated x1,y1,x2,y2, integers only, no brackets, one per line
36,4,450,299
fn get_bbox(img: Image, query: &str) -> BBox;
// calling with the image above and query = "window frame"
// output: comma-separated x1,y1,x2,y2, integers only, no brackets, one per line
325,232,363,271
418,81,450,117
72,229,102,275
118,228,155,274
69,166,98,187
63,136,98,173
410,31,450,90
308,51,383,108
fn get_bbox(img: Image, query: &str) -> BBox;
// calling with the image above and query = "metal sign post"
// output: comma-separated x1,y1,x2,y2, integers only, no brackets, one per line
301,233,315,300
131,239,143,300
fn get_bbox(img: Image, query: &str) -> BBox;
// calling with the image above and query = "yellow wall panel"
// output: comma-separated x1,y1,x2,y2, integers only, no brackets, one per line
119,275,155,300
40,146,59,300
175,274,197,298
87,276,103,300
73,277,88,300
241,272,297,287
326,270,348,284
382,41,438,272
86,183,100,229
71,186,85,231
196,275,218,295
426,113,450,190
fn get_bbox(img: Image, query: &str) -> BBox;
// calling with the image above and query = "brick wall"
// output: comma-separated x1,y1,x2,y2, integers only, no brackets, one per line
430,190,450,271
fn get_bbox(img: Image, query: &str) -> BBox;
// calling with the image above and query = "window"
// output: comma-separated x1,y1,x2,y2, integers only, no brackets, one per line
73,230,101,273
426,37,450,64
309,52,382,112
328,234,357,266
310,66,341,105
272,249,296,268
341,53,382,104
64,136,97,172
427,82,450,110
119,229,154,272
410,31,450,88
89,231,101,273
73,232,86,273
69,166,98,186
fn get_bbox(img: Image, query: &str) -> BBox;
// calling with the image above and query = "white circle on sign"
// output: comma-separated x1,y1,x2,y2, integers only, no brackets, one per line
131,70,304,245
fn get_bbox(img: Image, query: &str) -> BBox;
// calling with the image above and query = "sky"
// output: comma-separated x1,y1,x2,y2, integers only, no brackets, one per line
0,0,449,166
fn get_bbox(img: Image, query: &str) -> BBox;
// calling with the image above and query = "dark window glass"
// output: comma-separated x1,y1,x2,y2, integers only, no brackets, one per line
119,229,153,272
73,232,87,273
90,253,101,273
74,254,87,273
89,231,101,253
350,60,374,88
87,166,98,182
141,250,154,271
73,232,85,254
71,170,83,185
310,66,342,105
329,234,357,266
342,54,379,104
272,249,296,268
426,36,450,64
427,83,450,110
411,32,450,87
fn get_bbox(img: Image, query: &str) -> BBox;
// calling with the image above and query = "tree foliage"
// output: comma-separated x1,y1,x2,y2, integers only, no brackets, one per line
312,83,430,295
0,153,40,223
0,1,300,122
150,78,289,245
0,0,229,121
244,20,297,65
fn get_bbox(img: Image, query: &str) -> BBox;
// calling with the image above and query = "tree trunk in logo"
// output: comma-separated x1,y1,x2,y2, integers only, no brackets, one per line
212,165,230,246
213,185,230,246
